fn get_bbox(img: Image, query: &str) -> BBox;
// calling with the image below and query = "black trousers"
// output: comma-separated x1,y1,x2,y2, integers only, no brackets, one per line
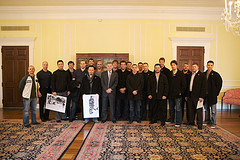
102,93,116,121
39,88,51,120
181,96,189,122
141,97,149,120
151,99,167,123
187,96,203,127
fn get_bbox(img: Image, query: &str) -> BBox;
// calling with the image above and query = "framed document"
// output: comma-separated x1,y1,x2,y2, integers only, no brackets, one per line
46,93,67,113
83,94,99,118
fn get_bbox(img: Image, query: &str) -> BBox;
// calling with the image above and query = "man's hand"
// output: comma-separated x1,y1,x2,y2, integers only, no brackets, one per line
38,91,42,97
52,92,57,96
67,91,70,96
106,88,112,94
162,96,167,100
199,98,203,102
77,84,81,88
120,88,126,94
185,97,188,101
148,95,152,99
133,90,138,95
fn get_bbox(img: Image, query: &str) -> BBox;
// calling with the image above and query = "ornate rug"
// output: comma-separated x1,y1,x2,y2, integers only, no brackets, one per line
0,119,85,160
75,121,240,160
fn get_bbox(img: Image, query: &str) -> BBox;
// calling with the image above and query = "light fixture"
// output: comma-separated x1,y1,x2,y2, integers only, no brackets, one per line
222,0,240,36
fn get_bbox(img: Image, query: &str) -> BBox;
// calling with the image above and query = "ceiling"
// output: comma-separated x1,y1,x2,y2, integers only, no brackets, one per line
0,0,224,7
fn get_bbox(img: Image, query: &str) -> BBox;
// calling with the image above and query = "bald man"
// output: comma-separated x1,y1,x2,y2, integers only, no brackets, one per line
19,65,41,127
37,61,52,122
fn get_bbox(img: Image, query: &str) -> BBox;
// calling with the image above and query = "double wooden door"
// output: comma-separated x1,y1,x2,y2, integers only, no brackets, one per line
2,46,29,107
177,46,204,72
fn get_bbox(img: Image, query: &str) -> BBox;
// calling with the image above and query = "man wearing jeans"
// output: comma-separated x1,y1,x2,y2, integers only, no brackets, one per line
19,65,41,127
126,64,144,124
167,60,186,127
204,61,222,128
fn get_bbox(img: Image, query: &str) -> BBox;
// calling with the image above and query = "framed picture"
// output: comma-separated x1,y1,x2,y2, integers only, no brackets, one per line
83,94,99,118
46,94,67,113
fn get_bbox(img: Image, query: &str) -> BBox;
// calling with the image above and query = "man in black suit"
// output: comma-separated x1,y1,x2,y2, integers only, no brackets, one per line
148,64,169,126
141,62,153,120
186,63,207,130
181,63,191,123
204,60,222,128
101,62,118,123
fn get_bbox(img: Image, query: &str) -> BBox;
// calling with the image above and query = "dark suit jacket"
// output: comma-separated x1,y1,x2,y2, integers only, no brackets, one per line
126,73,144,100
101,70,118,97
204,70,222,106
82,75,102,96
187,71,207,99
148,73,169,100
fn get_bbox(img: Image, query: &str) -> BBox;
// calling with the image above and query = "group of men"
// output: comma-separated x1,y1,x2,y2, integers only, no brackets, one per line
19,57,222,130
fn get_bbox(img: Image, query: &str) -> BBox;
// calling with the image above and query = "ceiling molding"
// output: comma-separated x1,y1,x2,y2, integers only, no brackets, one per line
0,6,223,20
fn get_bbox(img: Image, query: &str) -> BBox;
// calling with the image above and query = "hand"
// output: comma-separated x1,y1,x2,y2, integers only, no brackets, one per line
67,91,70,96
162,96,167,100
148,95,152,99
106,88,112,94
52,92,57,96
185,97,188,101
199,98,203,102
72,78,75,80
120,88,125,93
77,84,81,88
132,90,138,95
38,91,42,97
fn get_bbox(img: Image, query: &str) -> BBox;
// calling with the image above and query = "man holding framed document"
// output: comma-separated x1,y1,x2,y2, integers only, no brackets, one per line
81,65,101,123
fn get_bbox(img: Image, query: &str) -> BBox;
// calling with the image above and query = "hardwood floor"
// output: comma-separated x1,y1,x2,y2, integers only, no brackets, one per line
0,103,239,160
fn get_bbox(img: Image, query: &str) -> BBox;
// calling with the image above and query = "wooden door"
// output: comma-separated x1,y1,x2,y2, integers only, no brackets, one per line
2,46,29,107
177,46,204,72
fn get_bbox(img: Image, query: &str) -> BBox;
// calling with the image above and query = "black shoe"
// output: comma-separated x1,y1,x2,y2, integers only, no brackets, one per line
41,119,47,122
128,120,133,124
56,120,61,123
112,120,116,123
149,121,154,124
69,119,73,122
161,122,165,126
32,122,40,125
24,124,31,128
198,125,203,130
186,122,194,126
101,120,106,123
137,120,141,123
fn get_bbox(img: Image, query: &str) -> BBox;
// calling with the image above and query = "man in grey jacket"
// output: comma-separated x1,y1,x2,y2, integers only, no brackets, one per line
101,62,118,123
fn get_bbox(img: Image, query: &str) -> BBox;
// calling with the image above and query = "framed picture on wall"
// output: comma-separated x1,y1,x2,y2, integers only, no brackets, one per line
76,53,129,69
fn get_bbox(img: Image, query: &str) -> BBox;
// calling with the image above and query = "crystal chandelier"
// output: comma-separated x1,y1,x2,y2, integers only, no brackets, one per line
222,0,240,36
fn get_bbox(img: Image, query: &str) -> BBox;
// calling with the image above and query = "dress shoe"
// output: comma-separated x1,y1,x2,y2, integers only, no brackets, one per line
198,125,203,130
112,120,116,123
56,120,61,123
101,120,106,123
161,122,165,127
128,120,133,124
24,124,31,128
32,122,40,125
137,120,141,123
69,119,73,122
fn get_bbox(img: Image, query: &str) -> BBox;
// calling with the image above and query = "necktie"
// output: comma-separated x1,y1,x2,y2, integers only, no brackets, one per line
108,71,112,88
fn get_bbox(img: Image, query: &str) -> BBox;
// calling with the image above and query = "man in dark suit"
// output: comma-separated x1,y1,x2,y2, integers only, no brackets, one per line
204,60,222,128
101,62,118,123
186,63,207,130
181,63,191,123
148,64,169,126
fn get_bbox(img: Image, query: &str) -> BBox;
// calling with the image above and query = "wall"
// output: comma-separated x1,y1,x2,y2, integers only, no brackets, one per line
0,7,240,107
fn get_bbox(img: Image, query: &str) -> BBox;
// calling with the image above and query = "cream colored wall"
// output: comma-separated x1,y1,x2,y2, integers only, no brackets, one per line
0,19,240,90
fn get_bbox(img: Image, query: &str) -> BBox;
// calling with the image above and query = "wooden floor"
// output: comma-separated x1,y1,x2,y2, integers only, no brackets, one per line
0,103,239,160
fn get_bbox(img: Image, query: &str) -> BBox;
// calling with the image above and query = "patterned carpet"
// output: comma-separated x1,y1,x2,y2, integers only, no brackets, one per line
76,121,240,160
0,119,85,160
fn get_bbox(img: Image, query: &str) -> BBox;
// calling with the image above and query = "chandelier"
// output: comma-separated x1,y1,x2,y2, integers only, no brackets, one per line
222,0,240,36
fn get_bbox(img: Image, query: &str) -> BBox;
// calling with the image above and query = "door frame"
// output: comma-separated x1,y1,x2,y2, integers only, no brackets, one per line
0,37,35,108
169,37,213,71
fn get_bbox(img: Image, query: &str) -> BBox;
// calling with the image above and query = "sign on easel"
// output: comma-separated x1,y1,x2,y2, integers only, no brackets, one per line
46,94,67,113
83,94,99,118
